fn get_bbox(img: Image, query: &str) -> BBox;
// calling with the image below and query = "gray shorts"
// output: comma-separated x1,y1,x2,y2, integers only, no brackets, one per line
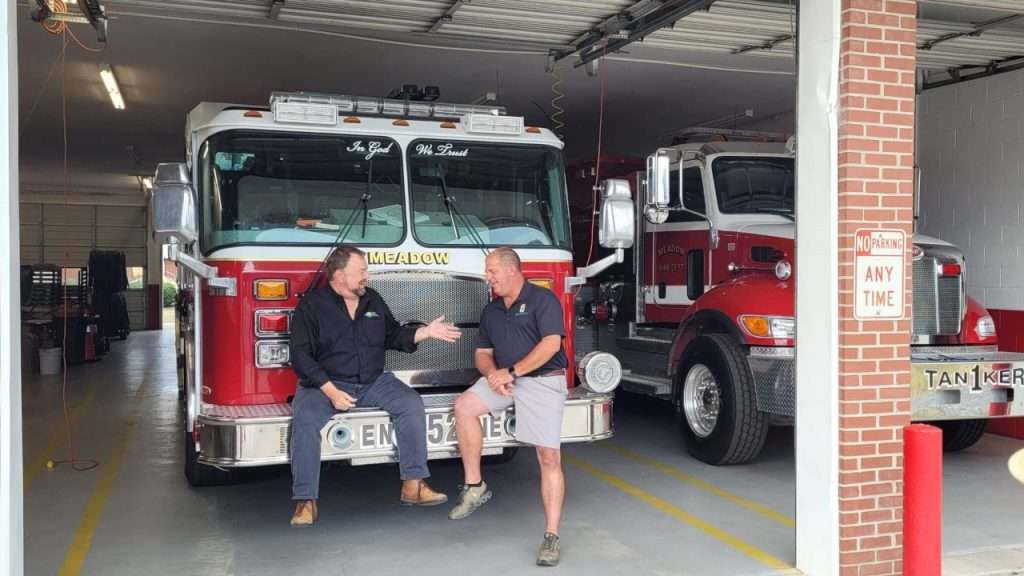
467,374,568,449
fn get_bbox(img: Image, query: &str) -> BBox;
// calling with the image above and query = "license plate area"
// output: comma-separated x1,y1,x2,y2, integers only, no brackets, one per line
321,408,515,456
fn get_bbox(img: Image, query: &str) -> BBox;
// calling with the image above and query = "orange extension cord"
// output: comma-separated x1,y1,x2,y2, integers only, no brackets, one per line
47,23,99,473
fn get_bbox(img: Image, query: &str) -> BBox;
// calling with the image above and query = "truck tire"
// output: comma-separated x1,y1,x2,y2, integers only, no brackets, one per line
676,334,768,465
935,419,987,452
184,430,239,487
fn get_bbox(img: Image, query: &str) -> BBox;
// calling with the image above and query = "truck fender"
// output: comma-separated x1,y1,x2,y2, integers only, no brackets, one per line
668,309,747,396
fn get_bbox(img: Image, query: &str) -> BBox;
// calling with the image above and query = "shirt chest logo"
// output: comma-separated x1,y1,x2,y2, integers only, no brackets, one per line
364,311,380,319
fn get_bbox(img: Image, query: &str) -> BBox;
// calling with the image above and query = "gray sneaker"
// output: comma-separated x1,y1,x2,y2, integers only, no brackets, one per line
537,532,560,567
447,482,492,520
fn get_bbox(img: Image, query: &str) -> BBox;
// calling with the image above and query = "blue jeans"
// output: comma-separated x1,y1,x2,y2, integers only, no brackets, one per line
290,372,430,500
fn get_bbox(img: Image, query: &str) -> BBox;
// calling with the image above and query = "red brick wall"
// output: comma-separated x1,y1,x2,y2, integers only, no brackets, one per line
838,1,916,574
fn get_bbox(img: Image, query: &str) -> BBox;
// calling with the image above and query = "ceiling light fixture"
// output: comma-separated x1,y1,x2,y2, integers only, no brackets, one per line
99,63,125,110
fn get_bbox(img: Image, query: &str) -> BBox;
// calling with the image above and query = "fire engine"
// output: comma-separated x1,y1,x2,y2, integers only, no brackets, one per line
151,90,629,486
572,128,1024,465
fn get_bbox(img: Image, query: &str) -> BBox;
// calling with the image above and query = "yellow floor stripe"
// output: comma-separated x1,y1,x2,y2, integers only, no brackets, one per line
566,454,797,573
59,374,149,576
603,444,795,528
24,386,99,490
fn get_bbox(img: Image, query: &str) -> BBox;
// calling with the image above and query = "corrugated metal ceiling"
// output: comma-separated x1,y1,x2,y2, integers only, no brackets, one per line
97,0,1023,74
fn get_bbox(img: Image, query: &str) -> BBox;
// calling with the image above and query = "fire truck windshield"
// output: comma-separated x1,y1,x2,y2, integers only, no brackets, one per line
197,130,405,253
407,141,570,249
712,156,794,217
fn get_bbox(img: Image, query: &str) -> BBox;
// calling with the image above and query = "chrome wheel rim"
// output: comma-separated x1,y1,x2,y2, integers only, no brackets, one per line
683,363,721,438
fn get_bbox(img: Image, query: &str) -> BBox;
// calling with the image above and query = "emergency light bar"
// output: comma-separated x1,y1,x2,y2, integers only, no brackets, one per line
270,91,507,122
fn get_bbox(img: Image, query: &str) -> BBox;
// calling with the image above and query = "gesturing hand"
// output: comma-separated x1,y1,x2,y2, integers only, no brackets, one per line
425,315,462,343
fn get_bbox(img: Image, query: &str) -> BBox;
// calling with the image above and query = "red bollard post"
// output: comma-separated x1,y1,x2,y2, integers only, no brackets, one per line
904,423,943,576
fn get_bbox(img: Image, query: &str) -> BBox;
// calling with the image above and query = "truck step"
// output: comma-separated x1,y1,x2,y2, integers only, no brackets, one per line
616,336,672,356
631,324,677,341
620,371,673,398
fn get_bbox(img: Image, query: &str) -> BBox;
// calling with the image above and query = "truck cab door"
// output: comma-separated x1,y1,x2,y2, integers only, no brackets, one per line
640,164,709,323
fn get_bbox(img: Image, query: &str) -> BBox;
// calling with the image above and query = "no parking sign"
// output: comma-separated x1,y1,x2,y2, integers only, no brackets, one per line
854,229,906,320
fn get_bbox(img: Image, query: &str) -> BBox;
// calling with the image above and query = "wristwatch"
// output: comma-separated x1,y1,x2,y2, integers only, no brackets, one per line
508,365,517,378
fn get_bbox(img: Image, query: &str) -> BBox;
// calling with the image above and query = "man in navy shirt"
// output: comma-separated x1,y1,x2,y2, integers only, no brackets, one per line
449,247,569,567
288,246,461,526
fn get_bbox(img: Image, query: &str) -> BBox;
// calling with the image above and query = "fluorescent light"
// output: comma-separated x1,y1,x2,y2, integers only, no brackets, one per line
99,64,125,110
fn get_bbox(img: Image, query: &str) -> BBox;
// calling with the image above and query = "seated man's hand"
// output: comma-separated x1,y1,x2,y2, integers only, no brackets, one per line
321,382,357,411
424,315,462,343
487,369,515,396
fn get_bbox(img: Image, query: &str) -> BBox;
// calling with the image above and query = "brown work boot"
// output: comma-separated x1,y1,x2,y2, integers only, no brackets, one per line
400,479,448,506
290,499,318,527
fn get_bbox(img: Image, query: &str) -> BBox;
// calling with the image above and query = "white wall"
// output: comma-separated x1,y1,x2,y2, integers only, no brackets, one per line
918,69,1024,311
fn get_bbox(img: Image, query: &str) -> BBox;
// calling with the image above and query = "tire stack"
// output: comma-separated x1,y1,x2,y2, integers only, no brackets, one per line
89,250,131,341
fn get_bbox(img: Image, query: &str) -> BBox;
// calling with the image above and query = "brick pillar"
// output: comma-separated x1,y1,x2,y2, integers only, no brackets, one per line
837,1,916,574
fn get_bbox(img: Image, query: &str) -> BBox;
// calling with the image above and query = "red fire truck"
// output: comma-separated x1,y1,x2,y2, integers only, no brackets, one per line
151,91,629,486
573,128,1024,465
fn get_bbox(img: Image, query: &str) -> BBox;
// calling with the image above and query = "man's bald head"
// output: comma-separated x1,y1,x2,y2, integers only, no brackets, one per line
487,247,521,271
485,247,524,299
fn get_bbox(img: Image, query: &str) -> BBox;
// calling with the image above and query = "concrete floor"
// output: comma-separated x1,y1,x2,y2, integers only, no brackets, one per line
20,328,1024,575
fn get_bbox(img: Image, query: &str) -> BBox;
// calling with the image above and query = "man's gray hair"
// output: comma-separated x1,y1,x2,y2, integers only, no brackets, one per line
489,247,521,271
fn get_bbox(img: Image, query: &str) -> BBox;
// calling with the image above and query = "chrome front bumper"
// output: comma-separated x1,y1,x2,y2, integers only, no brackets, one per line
910,346,1024,421
744,345,1024,421
196,388,614,468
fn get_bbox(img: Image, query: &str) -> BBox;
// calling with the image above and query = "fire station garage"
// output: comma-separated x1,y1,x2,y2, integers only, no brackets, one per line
3,1,1024,575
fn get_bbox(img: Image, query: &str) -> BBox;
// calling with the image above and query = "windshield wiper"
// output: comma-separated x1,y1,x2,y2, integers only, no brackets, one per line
300,161,386,296
436,174,461,239
300,190,371,296
759,207,795,221
433,174,490,256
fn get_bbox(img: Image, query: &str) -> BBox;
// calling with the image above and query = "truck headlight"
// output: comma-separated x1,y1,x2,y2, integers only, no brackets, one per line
976,315,997,339
774,260,792,281
255,341,290,367
576,351,621,394
739,315,795,339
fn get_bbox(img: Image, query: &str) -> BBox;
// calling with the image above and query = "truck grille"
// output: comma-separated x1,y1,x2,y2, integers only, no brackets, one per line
912,255,963,336
371,271,491,387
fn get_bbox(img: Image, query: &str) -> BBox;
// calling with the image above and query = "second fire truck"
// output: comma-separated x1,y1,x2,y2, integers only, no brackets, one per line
574,129,1024,465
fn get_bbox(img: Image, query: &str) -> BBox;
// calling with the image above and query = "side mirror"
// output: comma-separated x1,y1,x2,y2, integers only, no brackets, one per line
644,149,673,223
598,179,635,249
152,163,197,243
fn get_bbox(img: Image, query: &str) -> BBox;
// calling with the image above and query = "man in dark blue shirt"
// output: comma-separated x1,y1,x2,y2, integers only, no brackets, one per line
449,247,569,566
288,246,461,526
